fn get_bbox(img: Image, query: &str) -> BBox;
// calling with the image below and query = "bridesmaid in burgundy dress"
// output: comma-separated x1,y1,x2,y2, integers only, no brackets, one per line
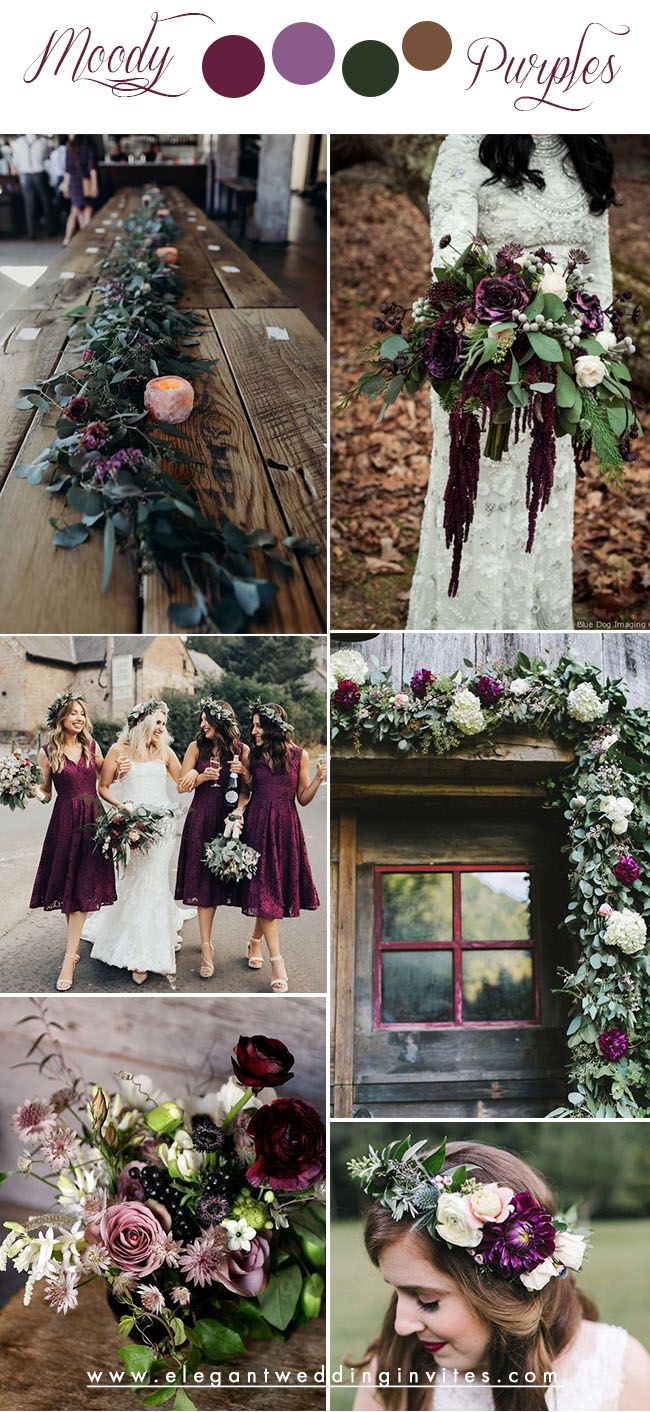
175,699,251,980
240,702,326,993
30,693,119,991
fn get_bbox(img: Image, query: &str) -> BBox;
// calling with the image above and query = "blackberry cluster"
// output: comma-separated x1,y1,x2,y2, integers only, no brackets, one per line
134,1164,196,1244
371,302,406,335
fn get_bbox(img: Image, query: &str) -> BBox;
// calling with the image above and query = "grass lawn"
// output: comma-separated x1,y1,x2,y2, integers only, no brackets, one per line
329,1218,650,1411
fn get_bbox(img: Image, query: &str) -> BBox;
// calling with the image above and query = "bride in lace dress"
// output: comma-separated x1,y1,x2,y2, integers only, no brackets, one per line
84,700,195,984
407,135,616,631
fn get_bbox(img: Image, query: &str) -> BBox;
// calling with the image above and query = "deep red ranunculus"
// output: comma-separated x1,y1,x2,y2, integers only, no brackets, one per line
423,321,463,379
231,1035,295,1092
474,274,530,324
246,1098,325,1192
66,395,92,424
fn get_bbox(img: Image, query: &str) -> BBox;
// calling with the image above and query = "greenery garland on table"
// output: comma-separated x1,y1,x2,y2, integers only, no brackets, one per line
13,189,316,631
330,648,650,1120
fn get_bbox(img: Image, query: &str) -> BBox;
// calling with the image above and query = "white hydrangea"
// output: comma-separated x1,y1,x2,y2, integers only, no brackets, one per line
448,688,485,736
600,795,634,835
329,649,368,688
603,908,647,955
566,682,608,722
509,678,532,697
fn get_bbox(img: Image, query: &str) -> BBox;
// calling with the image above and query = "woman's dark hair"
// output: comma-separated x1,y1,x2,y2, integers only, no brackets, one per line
478,136,616,214
197,700,239,760
251,702,293,774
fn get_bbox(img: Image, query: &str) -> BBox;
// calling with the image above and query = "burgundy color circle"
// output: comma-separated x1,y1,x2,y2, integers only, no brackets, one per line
202,35,265,99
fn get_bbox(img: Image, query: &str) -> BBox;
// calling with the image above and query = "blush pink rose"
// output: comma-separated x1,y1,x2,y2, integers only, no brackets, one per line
217,1235,271,1297
99,1201,165,1276
467,1183,514,1226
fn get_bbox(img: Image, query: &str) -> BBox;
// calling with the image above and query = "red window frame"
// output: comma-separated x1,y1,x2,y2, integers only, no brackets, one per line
373,864,540,1031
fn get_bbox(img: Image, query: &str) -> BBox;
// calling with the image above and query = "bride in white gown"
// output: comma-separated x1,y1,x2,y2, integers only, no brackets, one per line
85,700,195,984
407,134,616,632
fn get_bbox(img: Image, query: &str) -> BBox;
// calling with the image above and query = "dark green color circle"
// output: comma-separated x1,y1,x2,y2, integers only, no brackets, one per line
342,40,399,97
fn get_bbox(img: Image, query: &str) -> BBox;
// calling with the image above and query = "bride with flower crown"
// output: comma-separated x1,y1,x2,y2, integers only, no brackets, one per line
83,699,195,984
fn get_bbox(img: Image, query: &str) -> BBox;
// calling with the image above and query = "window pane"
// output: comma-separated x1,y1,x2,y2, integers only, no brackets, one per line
381,951,453,1024
381,872,453,941
462,950,534,1022
461,872,531,941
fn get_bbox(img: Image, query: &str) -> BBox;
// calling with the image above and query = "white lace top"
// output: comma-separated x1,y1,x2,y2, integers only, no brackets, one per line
430,1322,627,1410
407,134,614,632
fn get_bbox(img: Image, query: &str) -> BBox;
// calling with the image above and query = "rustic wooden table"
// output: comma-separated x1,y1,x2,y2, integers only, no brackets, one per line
0,189,326,634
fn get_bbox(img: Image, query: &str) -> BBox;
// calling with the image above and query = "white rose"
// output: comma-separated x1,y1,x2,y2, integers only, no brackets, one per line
555,1231,586,1271
539,264,567,300
448,688,485,737
566,682,608,723
520,1257,558,1291
575,355,606,389
435,1193,482,1248
330,649,368,687
604,908,647,956
600,796,633,835
595,330,617,352
509,678,532,697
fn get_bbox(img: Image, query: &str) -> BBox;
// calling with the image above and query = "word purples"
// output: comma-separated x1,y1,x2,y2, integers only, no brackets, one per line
466,21,630,111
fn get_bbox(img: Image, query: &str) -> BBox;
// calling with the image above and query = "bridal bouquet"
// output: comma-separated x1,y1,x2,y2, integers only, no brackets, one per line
1,1033,325,1405
204,833,260,883
0,750,42,810
93,804,173,872
342,237,642,594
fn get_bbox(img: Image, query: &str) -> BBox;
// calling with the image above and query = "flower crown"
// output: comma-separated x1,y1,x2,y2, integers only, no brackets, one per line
249,700,293,735
348,1136,587,1291
46,692,84,730
199,698,235,726
127,699,167,730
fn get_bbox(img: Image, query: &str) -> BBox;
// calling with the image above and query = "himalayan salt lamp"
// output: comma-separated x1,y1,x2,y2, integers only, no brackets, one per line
156,246,178,264
158,206,171,216
144,376,194,425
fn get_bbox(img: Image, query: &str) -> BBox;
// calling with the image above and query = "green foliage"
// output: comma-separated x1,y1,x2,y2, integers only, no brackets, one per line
188,637,315,683
257,1263,303,1330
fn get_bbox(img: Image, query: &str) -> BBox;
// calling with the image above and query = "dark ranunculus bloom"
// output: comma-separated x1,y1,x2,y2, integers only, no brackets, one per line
231,1035,295,1093
423,321,463,380
66,395,92,424
575,289,605,332
480,1191,556,1276
334,679,361,710
246,1098,325,1192
474,274,531,324
410,668,435,698
475,675,503,705
598,1028,629,1061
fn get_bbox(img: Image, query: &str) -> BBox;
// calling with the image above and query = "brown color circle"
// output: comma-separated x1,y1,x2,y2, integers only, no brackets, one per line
402,20,452,72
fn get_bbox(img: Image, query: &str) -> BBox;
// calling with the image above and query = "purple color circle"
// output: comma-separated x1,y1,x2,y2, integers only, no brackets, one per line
272,22,335,84
202,35,265,99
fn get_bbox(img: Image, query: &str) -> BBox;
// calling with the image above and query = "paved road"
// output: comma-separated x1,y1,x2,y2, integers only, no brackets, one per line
0,789,327,995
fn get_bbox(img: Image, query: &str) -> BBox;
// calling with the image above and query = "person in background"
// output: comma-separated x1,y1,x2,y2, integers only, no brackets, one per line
144,141,161,164
10,134,54,239
61,136,96,246
109,138,129,163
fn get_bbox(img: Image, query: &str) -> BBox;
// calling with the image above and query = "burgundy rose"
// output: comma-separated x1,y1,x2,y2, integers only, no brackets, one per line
614,855,640,885
598,1028,629,1061
231,1035,295,1093
217,1235,271,1297
423,321,463,380
246,1098,325,1192
66,395,92,424
334,679,360,710
474,274,530,324
475,675,503,705
99,1201,166,1276
575,289,604,332
410,668,435,698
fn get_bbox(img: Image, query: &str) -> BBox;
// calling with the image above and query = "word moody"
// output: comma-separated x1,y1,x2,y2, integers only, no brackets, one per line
466,21,630,111
23,10,212,97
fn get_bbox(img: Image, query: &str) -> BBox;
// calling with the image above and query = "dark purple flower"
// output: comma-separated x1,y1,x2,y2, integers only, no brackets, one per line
196,1190,232,1226
66,395,92,424
480,1191,556,1276
496,242,524,270
614,855,640,885
191,1114,225,1153
475,675,503,705
334,679,361,711
534,248,555,265
423,321,463,380
410,668,435,699
246,1098,325,1192
474,275,530,324
438,234,452,249
231,1035,295,1092
575,289,605,332
217,1235,271,1297
569,248,589,264
598,1028,629,1061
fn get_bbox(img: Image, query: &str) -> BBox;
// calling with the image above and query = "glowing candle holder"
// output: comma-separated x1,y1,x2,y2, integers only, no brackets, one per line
144,376,194,425
156,246,178,264
158,206,171,216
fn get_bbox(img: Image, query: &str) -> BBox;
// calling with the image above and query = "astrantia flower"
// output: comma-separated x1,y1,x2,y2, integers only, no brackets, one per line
329,649,368,687
475,675,502,706
603,908,646,955
448,688,485,736
480,1192,556,1276
155,1232,183,1267
41,1124,82,1172
12,1099,56,1145
410,669,434,698
177,1230,228,1288
334,679,361,710
598,1028,629,1061
44,1266,79,1315
614,855,640,885
171,1284,191,1307
137,1284,166,1314
566,682,608,722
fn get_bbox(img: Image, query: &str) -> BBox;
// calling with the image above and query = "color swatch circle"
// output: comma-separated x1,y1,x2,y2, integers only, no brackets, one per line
402,21,452,71
272,22,335,84
342,40,399,97
202,35,265,98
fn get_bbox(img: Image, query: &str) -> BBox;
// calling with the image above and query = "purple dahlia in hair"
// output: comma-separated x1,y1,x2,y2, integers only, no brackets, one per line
574,289,605,332
614,855,640,885
423,321,463,380
410,668,435,698
480,1191,556,1276
475,675,502,705
598,1028,629,1061
474,274,530,324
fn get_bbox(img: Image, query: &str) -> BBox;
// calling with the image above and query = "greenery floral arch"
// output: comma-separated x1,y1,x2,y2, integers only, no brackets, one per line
330,649,650,1119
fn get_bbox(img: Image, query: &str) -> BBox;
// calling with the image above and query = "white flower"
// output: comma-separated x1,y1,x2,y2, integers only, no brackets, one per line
57,1165,104,1215
595,329,617,352
183,1079,275,1127
509,678,532,697
435,1193,482,1249
44,1265,79,1314
448,688,485,736
554,1231,586,1271
600,795,634,835
604,908,647,955
11,1227,56,1281
159,1129,204,1178
119,1073,170,1110
597,732,619,754
222,1217,257,1253
520,1257,558,1291
566,682,608,722
575,355,606,388
329,649,368,688
539,264,567,300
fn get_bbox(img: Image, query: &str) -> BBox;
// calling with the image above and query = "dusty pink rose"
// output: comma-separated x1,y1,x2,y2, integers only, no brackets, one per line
468,1183,514,1226
99,1201,166,1277
217,1235,271,1297
598,904,613,917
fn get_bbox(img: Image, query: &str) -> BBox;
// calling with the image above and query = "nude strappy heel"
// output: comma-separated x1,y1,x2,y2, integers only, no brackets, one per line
199,942,215,979
132,970,148,985
247,936,263,970
56,953,80,992
270,956,288,993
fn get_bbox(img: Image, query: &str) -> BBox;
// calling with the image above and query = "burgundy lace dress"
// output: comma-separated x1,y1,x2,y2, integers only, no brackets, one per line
174,743,244,907
239,745,320,919
30,742,117,914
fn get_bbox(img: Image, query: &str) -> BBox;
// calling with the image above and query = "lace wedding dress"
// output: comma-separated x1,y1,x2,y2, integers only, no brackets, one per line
407,135,614,631
85,760,195,976
430,1321,627,1409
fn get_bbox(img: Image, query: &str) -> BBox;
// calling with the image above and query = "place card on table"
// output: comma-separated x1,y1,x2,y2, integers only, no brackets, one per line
266,326,290,341
208,244,221,252
59,272,76,280
16,327,41,341
221,265,240,273
85,246,100,253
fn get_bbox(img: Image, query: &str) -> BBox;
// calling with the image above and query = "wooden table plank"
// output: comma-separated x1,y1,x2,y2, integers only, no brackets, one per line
0,306,79,491
174,239,230,310
169,193,289,308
